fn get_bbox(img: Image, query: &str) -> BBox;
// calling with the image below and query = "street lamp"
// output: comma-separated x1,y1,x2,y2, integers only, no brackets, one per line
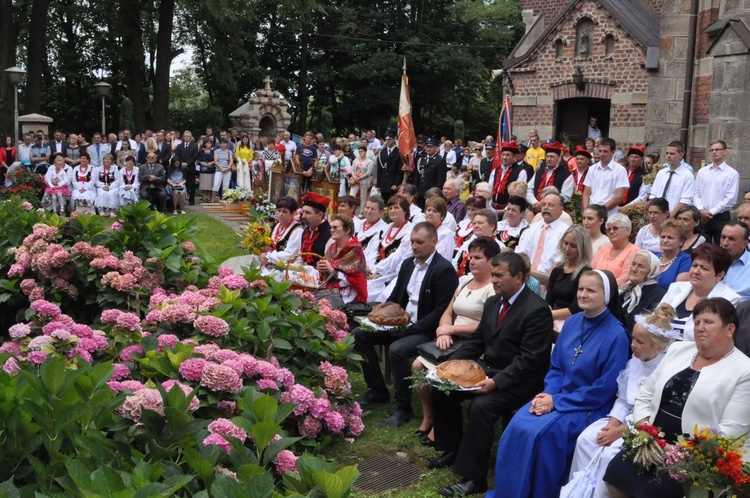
94,82,111,136
4,66,26,147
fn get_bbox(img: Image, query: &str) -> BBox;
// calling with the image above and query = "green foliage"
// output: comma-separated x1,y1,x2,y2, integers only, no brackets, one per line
0,172,46,207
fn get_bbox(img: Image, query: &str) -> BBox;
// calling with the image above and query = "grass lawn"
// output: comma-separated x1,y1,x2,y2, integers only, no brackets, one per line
321,373,502,497
190,212,247,264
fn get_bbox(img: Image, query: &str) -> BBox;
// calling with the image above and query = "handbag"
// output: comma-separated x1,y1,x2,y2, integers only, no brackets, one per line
343,301,372,320
559,447,605,498
313,288,345,310
417,340,464,364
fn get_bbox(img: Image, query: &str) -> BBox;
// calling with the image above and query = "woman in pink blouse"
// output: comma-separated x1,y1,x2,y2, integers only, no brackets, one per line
591,213,640,286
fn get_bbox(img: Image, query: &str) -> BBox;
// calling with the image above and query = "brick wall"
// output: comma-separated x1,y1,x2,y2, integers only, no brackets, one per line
521,0,661,29
509,2,649,149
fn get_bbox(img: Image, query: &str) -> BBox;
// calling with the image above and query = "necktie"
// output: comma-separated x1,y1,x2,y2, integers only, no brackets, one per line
532,224,550,271
497,299,510,324
96,143,100,158
663,170,675,198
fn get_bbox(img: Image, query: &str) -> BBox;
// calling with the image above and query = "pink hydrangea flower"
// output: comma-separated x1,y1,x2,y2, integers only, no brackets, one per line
256,378,279,390
298,415,322,439
324,410,346,434
309,398,331,419
221,359,244,376
26,350,47,365
111,363,131,381
157,334,179,349
217,400,236,415
220,274,249,290
144,310,162,324
8,323,31,339
160,304,196,324
179,358,207,382
280,384,316,417
207,418,247,442
192,343,220,358
274,450,298,474
30,299,62,318
118,388,164,423
211,349,240,363
2,357,20,375
203,433,232,454
162,380,200,411
108,380,145,392
200,363,243,392
120,345,144,362
320,361,352,397
50,329,71,341
194,315,230,337
25,336,51,351
111,221,122,231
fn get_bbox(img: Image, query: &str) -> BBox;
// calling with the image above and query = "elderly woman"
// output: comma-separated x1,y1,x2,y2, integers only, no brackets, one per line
655,218,691,289
452,209,504,276
316,214,367,304
260,196,304,267
675,205,706,254
455,196,486,248
604,298,750,498
546,225,593,327
659,244,739,340
591,213,640,286
567,303,677,498
582,204,611,257
489,270,630,498
424,197,456,261
634,197,669,253
619,250,667,333
495,195,529,250
411,236,501,445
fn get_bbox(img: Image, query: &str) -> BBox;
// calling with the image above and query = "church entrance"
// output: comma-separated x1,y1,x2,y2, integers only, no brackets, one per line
259,115,277,139
555,98,611,148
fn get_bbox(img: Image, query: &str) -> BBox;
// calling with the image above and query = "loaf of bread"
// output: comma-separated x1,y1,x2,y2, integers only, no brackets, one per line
368,302,410,326
436,360,486,388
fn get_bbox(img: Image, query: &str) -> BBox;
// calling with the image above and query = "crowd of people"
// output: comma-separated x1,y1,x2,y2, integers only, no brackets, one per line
255,128,750,497
6,124,750,497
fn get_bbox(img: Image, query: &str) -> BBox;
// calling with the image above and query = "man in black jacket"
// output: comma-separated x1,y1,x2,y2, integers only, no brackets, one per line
427,251,553,497
375,130,402,203
353,222,459,426
174,131,198,204
412,137,447,207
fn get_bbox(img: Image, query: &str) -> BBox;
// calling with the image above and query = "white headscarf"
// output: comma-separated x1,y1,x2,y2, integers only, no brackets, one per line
620,250,661,313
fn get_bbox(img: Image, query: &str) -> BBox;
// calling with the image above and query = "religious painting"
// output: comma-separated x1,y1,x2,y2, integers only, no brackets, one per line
283,177,300,203
267,170,284,204
311,178,338,216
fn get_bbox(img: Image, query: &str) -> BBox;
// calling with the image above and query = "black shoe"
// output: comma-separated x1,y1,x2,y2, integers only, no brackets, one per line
438,479,488,496
420,436,435,447
380,409,412,427
360,390,389,405
189,200,195,205
425,451,456,470
413,426,432,437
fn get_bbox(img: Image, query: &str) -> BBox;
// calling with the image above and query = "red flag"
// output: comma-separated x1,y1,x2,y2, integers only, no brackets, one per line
492,95,512,170
398,59,417,176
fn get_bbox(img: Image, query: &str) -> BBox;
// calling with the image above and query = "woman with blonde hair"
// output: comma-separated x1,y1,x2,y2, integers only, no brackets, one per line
546,225,593,326
566,303,678,498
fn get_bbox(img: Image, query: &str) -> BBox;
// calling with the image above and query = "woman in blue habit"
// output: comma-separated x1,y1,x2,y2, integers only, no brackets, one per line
487,269,630,498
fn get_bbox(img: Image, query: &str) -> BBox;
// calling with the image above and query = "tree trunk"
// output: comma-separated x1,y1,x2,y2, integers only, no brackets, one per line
0,0,17,139
120,0,147,132
25,0,50,114
152,0,177,129
298,31,309,134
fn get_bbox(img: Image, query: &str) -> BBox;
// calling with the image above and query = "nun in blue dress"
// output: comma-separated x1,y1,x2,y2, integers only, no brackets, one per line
487,269,630,498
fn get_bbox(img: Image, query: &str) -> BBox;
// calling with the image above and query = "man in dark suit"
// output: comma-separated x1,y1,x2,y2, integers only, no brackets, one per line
477,140,495,183
375,130,402,203
174,130,198,204
138,153,167,212
354,222,459,426
155,130,172,167
427,251,553,497
412,137,447,208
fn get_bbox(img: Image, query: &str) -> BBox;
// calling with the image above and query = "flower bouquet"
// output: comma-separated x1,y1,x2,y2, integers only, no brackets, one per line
222,188,251,204
239,222,272,254
662,425,750,498
621,422,667,473
248,192,277,221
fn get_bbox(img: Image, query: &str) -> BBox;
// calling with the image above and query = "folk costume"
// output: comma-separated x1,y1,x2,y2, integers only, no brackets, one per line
70,164,97,210
299,192,331,265
323,237,368,303
117,165,140,206
355,217,388,270
94,163,120,215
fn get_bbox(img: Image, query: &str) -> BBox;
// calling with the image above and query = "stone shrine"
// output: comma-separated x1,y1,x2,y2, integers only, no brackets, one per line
228,76,292,142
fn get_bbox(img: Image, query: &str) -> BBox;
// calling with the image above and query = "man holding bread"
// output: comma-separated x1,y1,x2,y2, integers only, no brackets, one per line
353,222,459,427
427,251,553,497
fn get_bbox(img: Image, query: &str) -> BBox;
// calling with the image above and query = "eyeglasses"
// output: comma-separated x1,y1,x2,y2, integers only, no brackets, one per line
606,226,623,232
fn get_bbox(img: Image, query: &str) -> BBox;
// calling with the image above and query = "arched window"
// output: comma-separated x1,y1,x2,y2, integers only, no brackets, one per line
554,39,564,59
575,18,595,56
604,34,615,56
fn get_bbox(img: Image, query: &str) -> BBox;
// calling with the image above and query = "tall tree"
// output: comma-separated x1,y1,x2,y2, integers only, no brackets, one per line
152,0,179,128
25,0,50,114
0,0,18,138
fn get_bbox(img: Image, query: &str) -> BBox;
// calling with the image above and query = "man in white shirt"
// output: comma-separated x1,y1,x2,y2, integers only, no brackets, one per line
9,133,33,172
281,131,296,162
582,137,629,217
693,139,739,244
515,192,567,274
366,130,382,155
587,116,602,139
649,140,694,217
115,129,137,151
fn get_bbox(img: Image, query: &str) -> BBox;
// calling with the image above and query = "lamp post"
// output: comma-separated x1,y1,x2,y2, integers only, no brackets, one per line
4,67,27,147
94,82,111,136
